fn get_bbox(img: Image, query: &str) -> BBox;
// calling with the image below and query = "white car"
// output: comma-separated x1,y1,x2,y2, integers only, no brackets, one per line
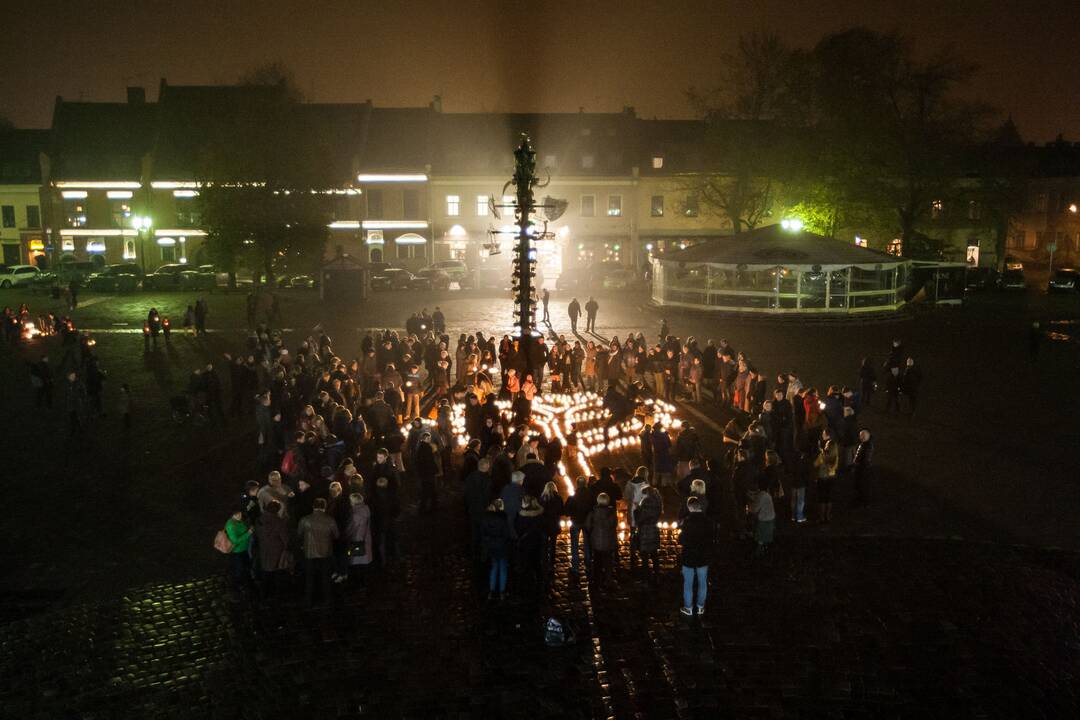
0,264,40,288
426,260,470,284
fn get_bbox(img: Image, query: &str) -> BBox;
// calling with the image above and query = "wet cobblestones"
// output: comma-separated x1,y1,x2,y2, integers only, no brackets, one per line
2,514,1078,719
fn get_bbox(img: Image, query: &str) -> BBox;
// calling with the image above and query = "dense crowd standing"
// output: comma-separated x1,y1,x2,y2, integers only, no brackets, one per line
217,304,915,618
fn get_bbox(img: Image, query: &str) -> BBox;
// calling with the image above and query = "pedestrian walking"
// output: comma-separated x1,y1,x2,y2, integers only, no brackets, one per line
585,297,599,332
568,297,581,333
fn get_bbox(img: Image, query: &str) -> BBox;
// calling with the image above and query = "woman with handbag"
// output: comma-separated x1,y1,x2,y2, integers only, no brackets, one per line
256,500,290,600
224,509,254,595
344,493,373,586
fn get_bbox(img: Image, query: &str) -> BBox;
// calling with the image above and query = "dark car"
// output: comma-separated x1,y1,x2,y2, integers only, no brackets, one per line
965,267,997,291
142,264,187,290
87,263,144,292
556,267,592,291
412,267,450,291
179,264,217,291
998,268,1026,291
371,267,416,291
1048,268,1079,293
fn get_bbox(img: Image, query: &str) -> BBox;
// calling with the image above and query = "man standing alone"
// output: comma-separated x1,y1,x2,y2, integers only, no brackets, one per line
541,288,551,323
567,298,581,333
585,297,599,332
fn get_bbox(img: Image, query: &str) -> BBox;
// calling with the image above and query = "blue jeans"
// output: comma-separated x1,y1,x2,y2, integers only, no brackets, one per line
489,557,508,593
790,487,806,521
569,524,591,572
682,565,707,609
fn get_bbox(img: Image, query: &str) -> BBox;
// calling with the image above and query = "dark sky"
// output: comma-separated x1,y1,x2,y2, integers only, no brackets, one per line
4,0,1078,142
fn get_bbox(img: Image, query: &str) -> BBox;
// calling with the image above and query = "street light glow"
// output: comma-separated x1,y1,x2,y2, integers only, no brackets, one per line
780,218,804,231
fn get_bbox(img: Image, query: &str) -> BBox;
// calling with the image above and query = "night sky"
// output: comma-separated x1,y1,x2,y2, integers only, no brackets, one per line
4,0,1078,142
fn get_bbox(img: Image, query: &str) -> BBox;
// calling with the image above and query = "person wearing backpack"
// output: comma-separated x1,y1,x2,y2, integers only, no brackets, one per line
679,496,712,617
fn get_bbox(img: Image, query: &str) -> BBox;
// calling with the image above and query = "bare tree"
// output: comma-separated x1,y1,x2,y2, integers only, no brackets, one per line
237,61,304,102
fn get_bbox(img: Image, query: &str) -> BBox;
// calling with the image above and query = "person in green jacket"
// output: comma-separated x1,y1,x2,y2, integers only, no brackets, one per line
225,510,253,593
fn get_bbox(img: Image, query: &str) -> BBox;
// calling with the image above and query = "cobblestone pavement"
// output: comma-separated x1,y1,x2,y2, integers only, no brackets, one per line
2,496,1078,719
1,286,1078,717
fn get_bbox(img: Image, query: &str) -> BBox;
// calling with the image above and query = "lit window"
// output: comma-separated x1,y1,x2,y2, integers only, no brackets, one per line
684,195,699,217
110,199,132,228
123,239,136,260
887,239,902,256
477,195,489,217
931,200,943,219
64,199,87,228
581,155,595,169
607,195,622,217
446,195,460,217
580,195,595,218
652,156,664,169
968,200,981,220
650,195,664,217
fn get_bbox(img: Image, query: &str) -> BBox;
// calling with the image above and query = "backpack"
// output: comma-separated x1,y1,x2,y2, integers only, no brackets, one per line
213,528,234,554
544,617,575,647
281,448,299,476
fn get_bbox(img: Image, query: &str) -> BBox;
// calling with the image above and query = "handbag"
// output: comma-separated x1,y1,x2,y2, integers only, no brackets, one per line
213,529,233,554
347,540,366,557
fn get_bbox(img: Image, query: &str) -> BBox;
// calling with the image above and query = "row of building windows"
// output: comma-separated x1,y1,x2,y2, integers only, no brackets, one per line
930,199,983,221
440,192,698,219
1,204,41,228
1006,229,1080,250
1029,192,1078,214
59,195,199,229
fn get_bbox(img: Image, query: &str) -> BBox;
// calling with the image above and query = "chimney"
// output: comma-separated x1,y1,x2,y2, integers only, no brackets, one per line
127,87,146,105
431,94,443,113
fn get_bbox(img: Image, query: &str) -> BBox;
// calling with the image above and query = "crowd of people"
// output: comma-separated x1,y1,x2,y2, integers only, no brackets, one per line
218,307,905,619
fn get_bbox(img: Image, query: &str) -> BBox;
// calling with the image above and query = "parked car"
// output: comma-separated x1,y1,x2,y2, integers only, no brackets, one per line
413,267,451,291
964,267,997,291
426,260,470,284
602,268,638,290
142,264,187,290
1048,268,1079,293
468,265,507,290
179,264,217,291
556,267,593,291
0,264,40,288
87,263,143,292
37,260,98,288
287,274,315,289
371,267,416,291
997,268,1026,290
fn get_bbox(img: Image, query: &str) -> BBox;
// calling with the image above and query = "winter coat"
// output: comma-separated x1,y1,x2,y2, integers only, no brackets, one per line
652,430,675,473
679,512,712,568
634,493,662,555
585,506,618,553
541,493,565,537
515,510,546,556
565,488,595,526
345,504,373,565
480,509,512,561
623,478,649,526
500,483,525,536
225,516,252,554
298,510,339,559
256,510,289,570
463,471,493,523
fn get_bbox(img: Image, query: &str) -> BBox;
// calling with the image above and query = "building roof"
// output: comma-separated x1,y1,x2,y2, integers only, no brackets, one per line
662,224,901,266
48,100,156,180
430,111,638,176
0,129,49,184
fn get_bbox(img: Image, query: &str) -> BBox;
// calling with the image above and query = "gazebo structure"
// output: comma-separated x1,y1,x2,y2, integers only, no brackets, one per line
651,224,910,314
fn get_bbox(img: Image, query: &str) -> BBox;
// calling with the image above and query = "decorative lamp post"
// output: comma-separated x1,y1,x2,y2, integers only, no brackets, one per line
132,215,152,274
